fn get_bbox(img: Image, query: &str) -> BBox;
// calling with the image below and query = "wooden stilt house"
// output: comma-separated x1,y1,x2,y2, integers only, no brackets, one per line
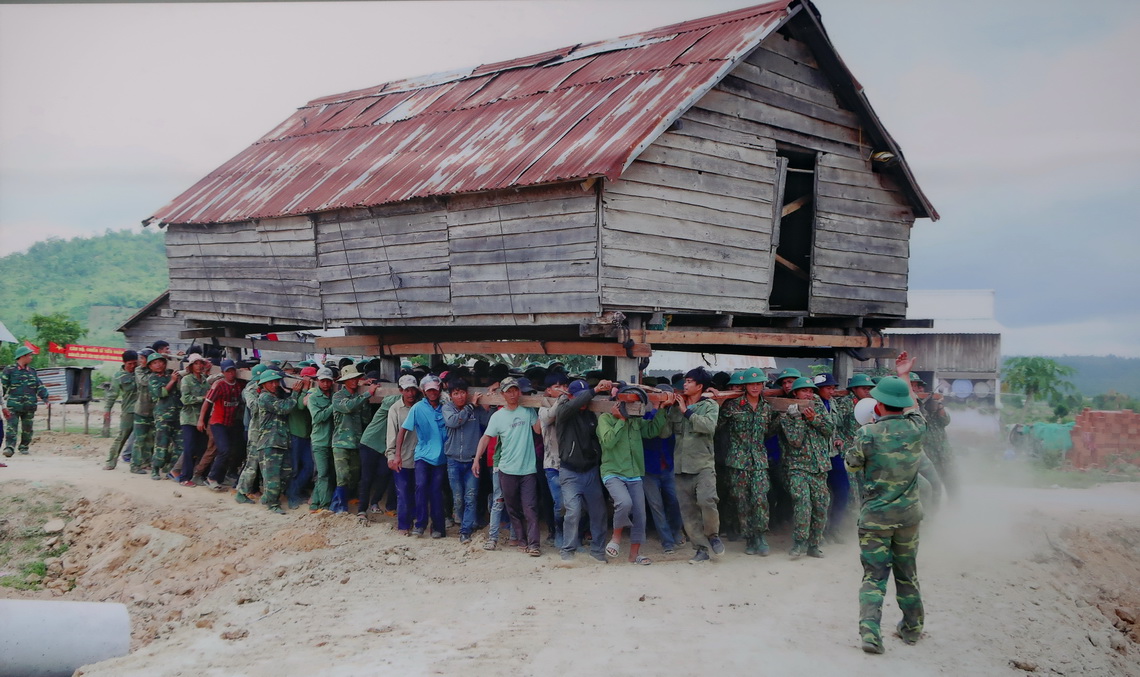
146,0,937,372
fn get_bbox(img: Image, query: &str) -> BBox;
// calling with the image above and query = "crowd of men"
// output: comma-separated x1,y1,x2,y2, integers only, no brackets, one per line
5,339,952,654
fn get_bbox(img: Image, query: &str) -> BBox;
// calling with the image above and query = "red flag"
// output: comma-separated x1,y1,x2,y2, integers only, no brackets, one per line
48,341,66,354
23,340,40,355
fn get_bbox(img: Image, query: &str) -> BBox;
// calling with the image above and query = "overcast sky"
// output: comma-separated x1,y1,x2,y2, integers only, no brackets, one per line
1,0,1137,357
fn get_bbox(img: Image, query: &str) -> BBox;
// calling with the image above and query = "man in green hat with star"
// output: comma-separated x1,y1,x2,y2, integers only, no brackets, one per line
2,345,50,457
845,351,938,655
777,375,835,558
235,369,304,514
718,366,779,555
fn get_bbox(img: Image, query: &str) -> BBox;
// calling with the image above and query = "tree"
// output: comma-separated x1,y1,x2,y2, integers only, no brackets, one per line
29,312,86,366
1003,357,1076,407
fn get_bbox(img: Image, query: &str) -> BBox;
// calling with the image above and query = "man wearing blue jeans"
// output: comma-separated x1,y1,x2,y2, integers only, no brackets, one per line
442,379,490,544
555,378,613,562
398,375,448,538
386,376,419,533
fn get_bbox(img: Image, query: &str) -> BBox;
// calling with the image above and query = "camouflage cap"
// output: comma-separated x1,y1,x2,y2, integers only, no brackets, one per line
500,376,521,392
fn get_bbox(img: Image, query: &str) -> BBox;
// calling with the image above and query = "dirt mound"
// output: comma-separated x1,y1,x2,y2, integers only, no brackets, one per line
268,528,331,552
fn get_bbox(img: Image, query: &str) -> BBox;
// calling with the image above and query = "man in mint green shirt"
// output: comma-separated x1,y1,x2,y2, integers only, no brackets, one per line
474,377,542,556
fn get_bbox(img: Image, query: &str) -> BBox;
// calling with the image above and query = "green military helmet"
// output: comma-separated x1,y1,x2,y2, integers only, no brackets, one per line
13,345,35,359
775,367,802,382
848,373,875,389
871,376,883,385
909,372,926,385
146,352,168,365
728,370,746,386
870,376,915,408
789,376,817,391
741,367,768,385
257,370,284,385
251,364,268,378
297,360,314,368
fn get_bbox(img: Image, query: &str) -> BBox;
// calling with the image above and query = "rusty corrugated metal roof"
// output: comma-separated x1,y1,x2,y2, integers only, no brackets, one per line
148,0,935,225
149,1,798,226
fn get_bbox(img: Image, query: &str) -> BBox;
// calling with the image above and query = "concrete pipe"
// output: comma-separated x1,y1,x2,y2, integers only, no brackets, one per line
0,599,130,677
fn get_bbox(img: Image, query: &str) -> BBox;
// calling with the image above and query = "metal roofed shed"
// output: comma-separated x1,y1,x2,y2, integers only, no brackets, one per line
146,0,939,373
883,290,1003,401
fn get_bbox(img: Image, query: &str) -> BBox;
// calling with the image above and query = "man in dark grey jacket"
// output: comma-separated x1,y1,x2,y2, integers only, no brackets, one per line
442,379,490,543
555,378,612,561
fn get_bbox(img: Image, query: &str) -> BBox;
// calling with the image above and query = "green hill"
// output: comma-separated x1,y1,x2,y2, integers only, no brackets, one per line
1049,355,1140,399
0,229,168,349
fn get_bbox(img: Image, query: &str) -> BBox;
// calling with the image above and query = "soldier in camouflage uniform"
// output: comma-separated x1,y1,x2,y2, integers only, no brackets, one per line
845,355,938,655
130,352,163,474
2,346,49,456
717,366,778,556
914,373,955,501
234,364,268,494
777,376,835,558
147,354,182,480
103,350,139,469
833,373,875,505
236,370,303,514
331,365,378,513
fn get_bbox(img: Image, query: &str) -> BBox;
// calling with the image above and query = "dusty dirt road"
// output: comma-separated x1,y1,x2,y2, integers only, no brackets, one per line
1,430,1138,676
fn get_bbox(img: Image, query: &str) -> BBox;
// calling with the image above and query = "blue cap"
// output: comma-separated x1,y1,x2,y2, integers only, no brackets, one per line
220,359,237,371
568,379,591,396
813,373,838,387
516,377,537,394
545,372,570,388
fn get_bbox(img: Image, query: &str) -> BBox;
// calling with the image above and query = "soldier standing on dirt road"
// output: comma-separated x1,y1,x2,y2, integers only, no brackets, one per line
846,351,935,655
103,350,139,470
3,345,50,459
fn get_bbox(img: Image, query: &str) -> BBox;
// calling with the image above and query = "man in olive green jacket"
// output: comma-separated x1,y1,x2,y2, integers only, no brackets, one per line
665,367,722,563
103,350,139,470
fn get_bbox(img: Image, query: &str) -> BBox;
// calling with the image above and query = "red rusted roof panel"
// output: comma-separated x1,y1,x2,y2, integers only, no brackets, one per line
151,1,797,225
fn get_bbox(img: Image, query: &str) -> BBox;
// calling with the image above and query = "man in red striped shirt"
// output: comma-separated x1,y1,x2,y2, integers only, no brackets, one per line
198,359,245,490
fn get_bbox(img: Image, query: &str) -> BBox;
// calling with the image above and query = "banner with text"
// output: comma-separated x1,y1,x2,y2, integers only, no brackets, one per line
65,344,125,362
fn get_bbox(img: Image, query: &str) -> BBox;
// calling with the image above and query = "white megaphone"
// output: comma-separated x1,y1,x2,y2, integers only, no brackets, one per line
854,397,879,426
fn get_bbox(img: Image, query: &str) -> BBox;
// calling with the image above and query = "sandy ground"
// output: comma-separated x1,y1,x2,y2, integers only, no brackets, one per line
1,428,1138,677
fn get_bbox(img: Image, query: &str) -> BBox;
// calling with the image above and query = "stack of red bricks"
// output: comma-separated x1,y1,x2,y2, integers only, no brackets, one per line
1068,409,1140,469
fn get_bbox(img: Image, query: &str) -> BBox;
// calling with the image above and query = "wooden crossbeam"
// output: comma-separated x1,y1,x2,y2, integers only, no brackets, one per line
314,338,650,357
643,329,882,349
781,194,812,217
774,253,810,281
212,336,315,353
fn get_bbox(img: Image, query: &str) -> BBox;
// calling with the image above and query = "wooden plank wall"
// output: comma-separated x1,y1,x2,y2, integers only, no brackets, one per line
662,29,916,318
165,217,322,324
315,183,600,324
602,119,778,314
121,299,190,352
885,333,1001,375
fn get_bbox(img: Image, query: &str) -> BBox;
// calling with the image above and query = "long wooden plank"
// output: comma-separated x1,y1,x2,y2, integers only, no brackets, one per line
600,229,770,271
672,116,777,152
451,260,594,283
643,134,777,172
450,291,599,316
815,214,910,241
746,45,833,91
372,341,651,358
814,229,909,257
607,175,770,219
448,212,594,241
699,89,861,146
817,180,908,207
720,74,860,129
730,60,839,109
813,264,906,289
212,336,315,353
816,164,903,192
643,330,883,348
620,159,775,204
451,276,597,298
448,226,595,253
811,248,909,276
654,129,777,166
760,33,820,68
446,195,597,228
604,194,770,234
684,106,864,160
450,243,596,266
811,282,907,304
601,287,767,315
810,295,904,317
605,209,772,252
320,270,450,295
603,263,768,298
815,195,912,222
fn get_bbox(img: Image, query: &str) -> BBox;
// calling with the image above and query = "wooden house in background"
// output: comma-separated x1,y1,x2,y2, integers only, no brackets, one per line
116,291,192,353
145,0,936,376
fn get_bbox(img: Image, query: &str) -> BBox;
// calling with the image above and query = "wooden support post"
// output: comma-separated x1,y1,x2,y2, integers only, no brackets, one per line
833,350,854,388
375,356,401,382
62,405,67,434
47,404,52,431
223,327,242,363
84,402,90,435
613,356,641,384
